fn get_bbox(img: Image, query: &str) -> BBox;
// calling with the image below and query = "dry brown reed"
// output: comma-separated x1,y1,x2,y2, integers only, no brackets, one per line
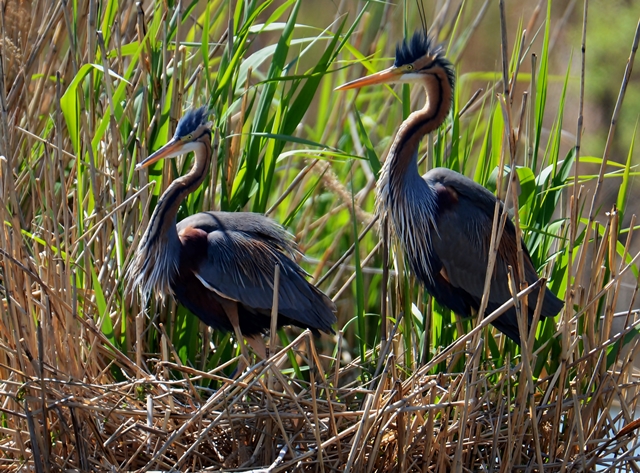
1,0,640,472
1,314,640,472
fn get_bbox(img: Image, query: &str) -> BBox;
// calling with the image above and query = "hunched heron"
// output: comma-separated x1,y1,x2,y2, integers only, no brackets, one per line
129,107,336,358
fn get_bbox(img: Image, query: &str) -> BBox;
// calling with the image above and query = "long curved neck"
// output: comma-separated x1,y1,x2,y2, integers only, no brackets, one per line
131,133,211,297
376,71,453,283
384,72,452,192
143,134,211,248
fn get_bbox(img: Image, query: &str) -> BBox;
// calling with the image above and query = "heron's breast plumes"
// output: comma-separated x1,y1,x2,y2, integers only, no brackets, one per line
129,230,180,300
376,158,439,284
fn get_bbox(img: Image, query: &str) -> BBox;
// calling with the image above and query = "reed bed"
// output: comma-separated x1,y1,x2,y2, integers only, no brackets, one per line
1,0,640,471
2,321,640,471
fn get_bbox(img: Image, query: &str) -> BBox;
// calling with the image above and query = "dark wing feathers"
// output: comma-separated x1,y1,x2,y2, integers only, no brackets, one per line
178,211,297,256
426,167,545,298
423,168,563,343
176,211,336,334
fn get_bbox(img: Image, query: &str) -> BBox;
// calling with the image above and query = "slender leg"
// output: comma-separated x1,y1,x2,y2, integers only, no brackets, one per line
219,298,250,366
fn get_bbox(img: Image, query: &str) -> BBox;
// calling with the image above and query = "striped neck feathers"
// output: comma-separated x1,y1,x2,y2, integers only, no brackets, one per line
130,135,211,298
376,72,452,282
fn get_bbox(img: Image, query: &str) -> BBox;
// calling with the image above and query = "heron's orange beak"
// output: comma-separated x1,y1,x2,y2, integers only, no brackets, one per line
136,138,183,170
335,66,402,90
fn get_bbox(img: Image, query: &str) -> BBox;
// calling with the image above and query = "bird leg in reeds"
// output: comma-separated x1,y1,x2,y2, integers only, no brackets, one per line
219,298,250,363
219,297,266,367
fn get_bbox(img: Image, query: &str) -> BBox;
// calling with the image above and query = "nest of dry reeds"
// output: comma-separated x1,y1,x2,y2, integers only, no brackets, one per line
2,315,640,472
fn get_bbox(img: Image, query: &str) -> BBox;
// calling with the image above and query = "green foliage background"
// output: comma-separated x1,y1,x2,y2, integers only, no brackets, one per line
2,0,639,382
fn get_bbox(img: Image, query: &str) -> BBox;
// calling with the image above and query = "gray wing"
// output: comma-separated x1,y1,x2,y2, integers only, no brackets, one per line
177,211,336,332
425,168,541,307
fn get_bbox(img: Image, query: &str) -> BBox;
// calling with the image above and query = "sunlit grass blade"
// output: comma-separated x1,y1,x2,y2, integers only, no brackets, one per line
616,122,637,228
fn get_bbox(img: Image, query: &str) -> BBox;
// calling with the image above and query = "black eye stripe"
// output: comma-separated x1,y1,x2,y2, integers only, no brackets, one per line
417,61,437,72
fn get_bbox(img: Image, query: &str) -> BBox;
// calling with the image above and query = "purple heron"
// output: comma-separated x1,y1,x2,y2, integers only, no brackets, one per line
130,107,336,357
338,31,563,344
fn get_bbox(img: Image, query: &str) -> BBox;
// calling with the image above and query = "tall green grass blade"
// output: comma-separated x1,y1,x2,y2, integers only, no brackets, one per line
60,63,96,155
351,167,367,365
201,1,211,93
254,13,345,212
532,0,551,172
100,0,119,48
283,173,324,227
278,329,304,379
353,108,381,175
91,261,116,347
174,305,201,364
238,1,299,210
606,327,640,368
616,123,637,228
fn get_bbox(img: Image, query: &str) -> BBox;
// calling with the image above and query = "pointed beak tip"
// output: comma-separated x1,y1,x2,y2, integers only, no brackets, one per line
335,82,354,91
135,138,183,170
334,80,363,92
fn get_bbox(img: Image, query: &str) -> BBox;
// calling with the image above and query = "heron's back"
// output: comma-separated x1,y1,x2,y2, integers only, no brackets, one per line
174,211,337,336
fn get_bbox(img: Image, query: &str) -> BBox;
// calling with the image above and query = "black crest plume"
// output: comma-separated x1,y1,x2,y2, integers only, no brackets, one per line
393,29,455,92
394,1,430,66
175,106,210,138
394,29,433,67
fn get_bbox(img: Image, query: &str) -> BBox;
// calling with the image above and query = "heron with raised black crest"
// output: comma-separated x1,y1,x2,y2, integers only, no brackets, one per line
337,29,563,344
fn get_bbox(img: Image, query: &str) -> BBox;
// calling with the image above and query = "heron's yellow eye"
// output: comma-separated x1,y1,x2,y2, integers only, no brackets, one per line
183,134,193,141
405,64,414,71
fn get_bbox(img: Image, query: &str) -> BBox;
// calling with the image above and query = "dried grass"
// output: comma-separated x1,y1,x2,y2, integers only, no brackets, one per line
1,0,640,471
1,301,640,471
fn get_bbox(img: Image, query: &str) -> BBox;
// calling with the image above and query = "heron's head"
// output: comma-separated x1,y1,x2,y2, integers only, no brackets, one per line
136,106,213,170
336,29,454,92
